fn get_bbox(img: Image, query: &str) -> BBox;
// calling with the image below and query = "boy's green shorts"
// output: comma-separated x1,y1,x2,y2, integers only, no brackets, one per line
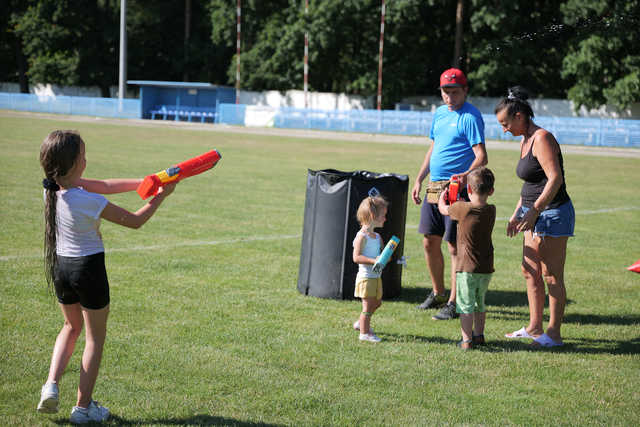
456,272,492,314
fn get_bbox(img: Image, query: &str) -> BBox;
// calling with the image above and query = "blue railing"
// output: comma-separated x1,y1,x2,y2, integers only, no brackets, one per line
483,115,640,148
0,92,141,119
217,103,246,125
3,94,638,148
272,107,434,136
216,105,638,148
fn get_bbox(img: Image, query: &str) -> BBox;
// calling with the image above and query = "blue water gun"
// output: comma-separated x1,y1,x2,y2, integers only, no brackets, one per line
372,236,400,275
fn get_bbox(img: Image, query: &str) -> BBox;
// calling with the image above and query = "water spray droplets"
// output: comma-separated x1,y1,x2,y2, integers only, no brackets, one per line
482,11,639,53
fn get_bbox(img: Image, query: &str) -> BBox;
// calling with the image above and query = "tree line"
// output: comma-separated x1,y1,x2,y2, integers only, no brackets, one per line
2,0,639,111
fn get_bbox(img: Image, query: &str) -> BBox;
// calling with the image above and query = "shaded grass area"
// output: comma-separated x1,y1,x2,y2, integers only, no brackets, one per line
1,114,639,425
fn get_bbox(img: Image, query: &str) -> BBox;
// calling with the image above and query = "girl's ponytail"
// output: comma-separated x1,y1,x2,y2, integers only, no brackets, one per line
39,130,82,288
43,179,58,287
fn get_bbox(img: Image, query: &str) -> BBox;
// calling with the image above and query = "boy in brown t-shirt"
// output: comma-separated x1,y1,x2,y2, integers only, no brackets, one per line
438,167,496,349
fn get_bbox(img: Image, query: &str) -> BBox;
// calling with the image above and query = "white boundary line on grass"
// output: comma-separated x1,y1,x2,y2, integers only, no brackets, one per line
110,234,302,252
1,206,638,262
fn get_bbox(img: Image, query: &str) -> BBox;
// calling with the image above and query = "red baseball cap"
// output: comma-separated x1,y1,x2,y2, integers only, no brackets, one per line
439,68,467,88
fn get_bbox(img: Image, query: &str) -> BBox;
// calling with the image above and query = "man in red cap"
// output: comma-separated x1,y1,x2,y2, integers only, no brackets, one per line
411,68,488,320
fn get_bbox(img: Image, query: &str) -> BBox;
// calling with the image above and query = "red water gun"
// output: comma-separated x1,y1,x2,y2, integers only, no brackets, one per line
447,177,460,204
136,149,222,199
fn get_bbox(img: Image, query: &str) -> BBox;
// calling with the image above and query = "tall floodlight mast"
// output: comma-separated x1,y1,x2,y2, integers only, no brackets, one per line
377,0,385,110
236,0,241,104
304,0,309,109
118,0,127,110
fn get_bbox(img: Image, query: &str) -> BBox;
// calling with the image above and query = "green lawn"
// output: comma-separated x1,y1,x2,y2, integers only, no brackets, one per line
1,112,639,426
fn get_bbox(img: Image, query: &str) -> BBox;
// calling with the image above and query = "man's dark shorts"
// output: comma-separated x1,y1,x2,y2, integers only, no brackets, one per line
54,252,110,309
418,187,468,244
418,201,457,243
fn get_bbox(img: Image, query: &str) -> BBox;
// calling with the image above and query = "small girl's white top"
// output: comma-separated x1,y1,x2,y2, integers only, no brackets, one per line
353,230,382,279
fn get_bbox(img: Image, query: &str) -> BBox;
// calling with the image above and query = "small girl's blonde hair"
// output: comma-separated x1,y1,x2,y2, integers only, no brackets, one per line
356,195,388,226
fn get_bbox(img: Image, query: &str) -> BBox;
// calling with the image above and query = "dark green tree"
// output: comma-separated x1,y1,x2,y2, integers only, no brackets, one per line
560,0,640,111
465,0,571,98
209,0,460,107
209,0,300,91
128,0,228,84
12,0,120,97
5,0,639,111
1,0,30,92
380,0,458,104
8,0,230,96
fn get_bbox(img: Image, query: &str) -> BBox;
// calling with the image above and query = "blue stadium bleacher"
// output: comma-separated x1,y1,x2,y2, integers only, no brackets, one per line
150,105,217,123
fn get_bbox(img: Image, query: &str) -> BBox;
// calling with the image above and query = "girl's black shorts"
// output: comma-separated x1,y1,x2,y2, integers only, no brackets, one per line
54,252,110,309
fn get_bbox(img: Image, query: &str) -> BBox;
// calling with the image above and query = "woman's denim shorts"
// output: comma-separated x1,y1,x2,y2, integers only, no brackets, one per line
518,200,575,237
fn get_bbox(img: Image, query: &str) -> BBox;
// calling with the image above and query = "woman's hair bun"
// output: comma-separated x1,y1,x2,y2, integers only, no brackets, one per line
507,86,529,101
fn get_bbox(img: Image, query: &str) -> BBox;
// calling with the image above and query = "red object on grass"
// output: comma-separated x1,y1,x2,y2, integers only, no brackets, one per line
627,259,640,274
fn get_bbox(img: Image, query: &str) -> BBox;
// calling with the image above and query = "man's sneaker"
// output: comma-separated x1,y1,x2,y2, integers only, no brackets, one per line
417,291,447,310
432,302,459,320
69,400,110,424
37,382,59,414
359,333,381,343
352,320,373,333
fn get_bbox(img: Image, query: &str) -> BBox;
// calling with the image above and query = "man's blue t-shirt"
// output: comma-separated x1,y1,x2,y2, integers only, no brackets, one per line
429,102,485,181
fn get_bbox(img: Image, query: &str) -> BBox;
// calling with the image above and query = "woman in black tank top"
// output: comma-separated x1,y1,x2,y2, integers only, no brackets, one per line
516,137,570,210
494,87,575,348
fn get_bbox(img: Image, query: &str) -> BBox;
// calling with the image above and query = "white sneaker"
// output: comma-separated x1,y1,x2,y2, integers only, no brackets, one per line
37,382,59,414
353,320,373,333
70,400,110,424
359,333,381,343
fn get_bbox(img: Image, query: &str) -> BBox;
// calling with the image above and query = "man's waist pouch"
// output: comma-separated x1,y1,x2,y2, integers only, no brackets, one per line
426,180,449,203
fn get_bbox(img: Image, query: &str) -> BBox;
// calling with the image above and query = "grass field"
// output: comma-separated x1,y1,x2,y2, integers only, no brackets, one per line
1,112,639,426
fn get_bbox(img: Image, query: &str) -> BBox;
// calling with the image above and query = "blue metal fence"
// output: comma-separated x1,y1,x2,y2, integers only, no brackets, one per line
273,108,640,148
272,107,433,136
2,93,638,148
217,104,640,148
216,103,246,125
0,92,141,119
483,115,640,148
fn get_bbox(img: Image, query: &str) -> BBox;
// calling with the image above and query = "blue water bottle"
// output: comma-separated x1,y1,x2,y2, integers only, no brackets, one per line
372,236,400,275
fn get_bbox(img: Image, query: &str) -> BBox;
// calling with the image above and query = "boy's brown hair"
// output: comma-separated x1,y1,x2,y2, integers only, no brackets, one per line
467,167,494,195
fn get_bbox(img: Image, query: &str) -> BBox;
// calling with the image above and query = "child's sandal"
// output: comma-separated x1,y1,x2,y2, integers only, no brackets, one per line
457,339,473,350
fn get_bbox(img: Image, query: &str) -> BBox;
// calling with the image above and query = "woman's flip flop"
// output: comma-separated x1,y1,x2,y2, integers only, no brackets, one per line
505,326,533,339
531,333,563,348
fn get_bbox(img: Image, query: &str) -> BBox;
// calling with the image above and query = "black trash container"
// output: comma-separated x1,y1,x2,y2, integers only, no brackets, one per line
297,169,408,300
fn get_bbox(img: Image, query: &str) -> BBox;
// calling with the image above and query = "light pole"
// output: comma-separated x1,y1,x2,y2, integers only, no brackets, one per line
236,0,241,104
304,0,309,109
118,0,127,110
377,0,385,111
